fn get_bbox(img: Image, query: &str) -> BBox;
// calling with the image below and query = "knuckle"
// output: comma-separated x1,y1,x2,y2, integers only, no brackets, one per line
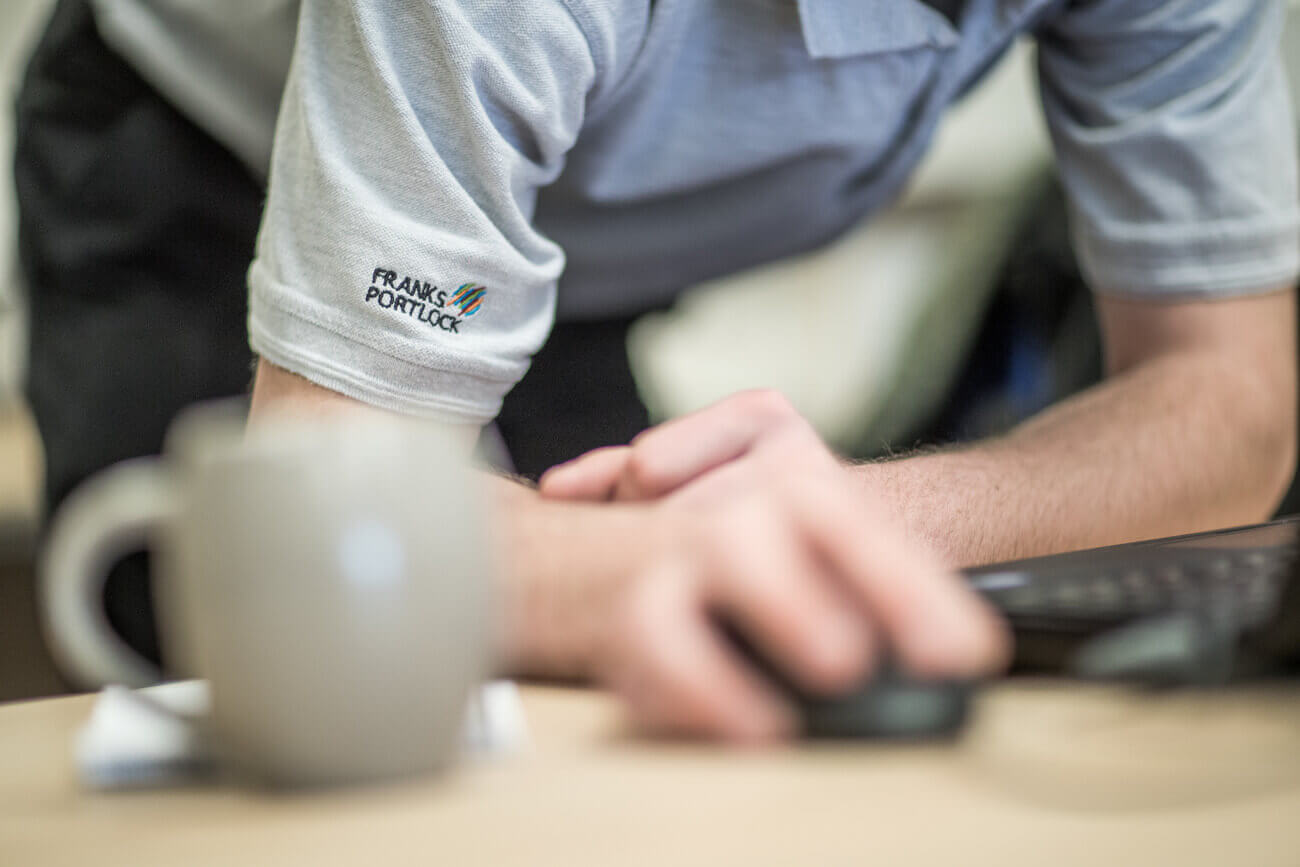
624,447,671,494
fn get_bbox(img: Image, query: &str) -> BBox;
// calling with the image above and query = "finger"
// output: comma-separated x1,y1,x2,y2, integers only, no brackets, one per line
699,498,874,695
538,446,631,501
612,390,806,500
601,557,797,742
786,475,1010,678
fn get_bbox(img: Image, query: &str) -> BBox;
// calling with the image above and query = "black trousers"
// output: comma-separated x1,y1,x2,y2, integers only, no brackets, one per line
15,0,651,664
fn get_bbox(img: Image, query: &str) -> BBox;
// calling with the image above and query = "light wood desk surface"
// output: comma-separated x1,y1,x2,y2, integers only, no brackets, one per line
3,682,1300,866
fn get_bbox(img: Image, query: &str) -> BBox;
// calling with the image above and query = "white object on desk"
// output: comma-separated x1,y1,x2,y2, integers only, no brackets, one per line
76,679,529,790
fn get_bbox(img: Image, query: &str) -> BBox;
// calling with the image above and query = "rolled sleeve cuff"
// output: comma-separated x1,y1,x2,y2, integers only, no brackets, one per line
248,264,524,424
1074,210,1300,299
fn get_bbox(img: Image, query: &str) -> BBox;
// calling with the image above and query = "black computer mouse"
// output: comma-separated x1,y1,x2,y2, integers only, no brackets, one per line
723,624,975,740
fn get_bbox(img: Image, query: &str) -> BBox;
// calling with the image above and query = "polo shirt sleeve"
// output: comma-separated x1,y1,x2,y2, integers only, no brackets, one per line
1036,0,1300,298
247,0,600,423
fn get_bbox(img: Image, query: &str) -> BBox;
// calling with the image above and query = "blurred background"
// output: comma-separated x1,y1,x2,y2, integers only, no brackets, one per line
0,0,1298,698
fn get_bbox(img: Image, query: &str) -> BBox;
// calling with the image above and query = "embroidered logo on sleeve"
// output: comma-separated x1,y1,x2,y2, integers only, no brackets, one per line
449,284,486,317
363,267,487,334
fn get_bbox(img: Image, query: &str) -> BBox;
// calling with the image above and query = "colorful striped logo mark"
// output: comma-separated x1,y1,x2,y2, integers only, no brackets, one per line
450,283,487,317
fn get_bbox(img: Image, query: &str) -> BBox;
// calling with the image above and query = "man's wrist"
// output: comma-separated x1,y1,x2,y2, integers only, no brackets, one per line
490,481,678,680
845,446,1015,569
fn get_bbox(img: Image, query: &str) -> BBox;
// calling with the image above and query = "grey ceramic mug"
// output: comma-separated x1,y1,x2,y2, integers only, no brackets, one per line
40,401,491,787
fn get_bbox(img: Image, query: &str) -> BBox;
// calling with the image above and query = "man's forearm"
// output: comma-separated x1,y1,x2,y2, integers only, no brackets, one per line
858,348,1297,568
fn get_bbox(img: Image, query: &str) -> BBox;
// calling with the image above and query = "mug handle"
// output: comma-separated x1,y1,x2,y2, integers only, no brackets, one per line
39,458,178,688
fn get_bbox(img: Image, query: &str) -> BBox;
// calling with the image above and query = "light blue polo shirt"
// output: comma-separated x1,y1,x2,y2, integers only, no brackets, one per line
248,0,1300,424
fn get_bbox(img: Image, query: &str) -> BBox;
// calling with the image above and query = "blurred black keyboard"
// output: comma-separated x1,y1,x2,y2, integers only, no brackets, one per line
964,518,1300,683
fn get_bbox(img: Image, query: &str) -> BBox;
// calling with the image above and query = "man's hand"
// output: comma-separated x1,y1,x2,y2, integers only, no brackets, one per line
547,288,1298,571
542,392,1009,740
